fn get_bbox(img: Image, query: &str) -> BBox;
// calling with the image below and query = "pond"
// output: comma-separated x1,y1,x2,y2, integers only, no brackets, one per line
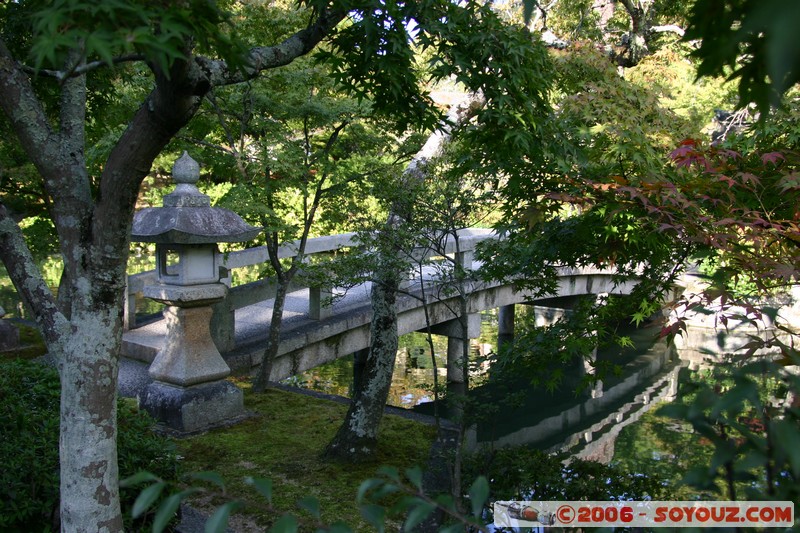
284,309,500,408
611,392,718,501
286,307,675,441
284,306,789,502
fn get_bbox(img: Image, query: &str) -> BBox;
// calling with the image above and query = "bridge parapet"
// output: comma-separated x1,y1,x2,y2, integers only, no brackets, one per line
124,228,499,335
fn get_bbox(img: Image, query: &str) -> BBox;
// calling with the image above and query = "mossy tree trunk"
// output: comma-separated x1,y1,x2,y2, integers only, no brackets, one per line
324,96,481,462
618,0,652,66
324,253,401,460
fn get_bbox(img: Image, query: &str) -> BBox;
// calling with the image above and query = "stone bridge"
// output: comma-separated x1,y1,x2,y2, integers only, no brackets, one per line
122,229,639,382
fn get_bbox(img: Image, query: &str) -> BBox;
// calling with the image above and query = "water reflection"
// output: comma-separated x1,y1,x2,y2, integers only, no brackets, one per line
285,308,675,453
287,310,500,407
610,389,718,501
453,320,677,454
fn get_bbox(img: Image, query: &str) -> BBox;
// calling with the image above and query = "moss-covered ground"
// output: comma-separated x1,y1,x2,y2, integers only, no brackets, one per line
0,325,437,529
175,383,437,531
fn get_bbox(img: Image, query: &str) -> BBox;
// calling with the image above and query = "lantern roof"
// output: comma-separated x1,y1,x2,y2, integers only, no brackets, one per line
132,152,261,244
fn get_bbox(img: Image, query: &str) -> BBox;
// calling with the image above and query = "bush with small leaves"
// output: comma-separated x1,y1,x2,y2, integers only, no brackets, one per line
0,358,179,531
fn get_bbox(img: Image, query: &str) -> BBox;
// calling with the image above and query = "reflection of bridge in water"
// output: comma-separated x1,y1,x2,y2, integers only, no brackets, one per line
122,229,642,385
459,321,680,461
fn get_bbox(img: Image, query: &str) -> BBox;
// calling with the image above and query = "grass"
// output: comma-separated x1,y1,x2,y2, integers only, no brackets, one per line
174,383,437,531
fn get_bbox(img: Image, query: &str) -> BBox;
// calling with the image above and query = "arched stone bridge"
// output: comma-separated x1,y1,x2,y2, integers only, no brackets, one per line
122,229,639,381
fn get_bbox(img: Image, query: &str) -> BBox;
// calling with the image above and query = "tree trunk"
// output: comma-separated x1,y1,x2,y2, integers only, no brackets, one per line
252,280,289,392
324,258,400,460
618,0,651,66
0,9,348,529
2,201,128,531
323,95,481,462
59,309,123,532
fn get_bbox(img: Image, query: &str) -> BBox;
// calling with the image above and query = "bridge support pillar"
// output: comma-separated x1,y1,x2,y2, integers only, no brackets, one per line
444,333,476,421
580,294,608,399
446,337,471,384
528,304,572,327
497,305,515,352
456,249,474,271
426,314,480,416
582,346,604,398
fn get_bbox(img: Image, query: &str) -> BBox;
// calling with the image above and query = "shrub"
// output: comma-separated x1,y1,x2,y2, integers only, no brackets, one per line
0,358,179,531
0,358,60,530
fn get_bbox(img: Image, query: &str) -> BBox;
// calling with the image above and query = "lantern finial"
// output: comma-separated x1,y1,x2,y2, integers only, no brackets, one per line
173,151,200,185
161,152,210,208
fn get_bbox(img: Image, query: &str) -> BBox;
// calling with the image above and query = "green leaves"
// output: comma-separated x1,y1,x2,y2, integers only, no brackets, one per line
131,481,167,518
320,0,555,136
356,465,492,532
205,501,244,533
26,0,246,74
772,419,800,478
402,501,436,531
318,0,439,132
468,476,489,518
152,492,186,533
268,514,299,533
686,0,800,114
245,476,273,505
187,471,227,492
296,496,321,519
121,472,200,533
358,503,386,532
656,359,800,503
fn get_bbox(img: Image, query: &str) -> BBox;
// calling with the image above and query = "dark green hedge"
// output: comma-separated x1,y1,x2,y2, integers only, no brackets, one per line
0,358,179,532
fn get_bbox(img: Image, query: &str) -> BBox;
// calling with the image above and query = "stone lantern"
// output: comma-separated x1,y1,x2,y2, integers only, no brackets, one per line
132,152,260,433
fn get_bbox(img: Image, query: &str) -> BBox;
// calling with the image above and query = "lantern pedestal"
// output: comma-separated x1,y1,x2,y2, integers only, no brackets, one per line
148,305,231,386
140,285,244,434
140,380,245,435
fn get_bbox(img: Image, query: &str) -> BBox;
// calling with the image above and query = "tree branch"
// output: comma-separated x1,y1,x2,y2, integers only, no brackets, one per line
58,55,87,159
0,38,60,173
0,38,93,302
650,24,685,37
616,0,639,17
0,201,68,347
180,135,236,156
196,7,347,87
20,54,146,81
92,57,204,289
404,93,485,180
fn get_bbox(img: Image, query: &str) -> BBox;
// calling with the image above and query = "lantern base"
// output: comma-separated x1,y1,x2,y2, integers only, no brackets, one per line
139,379,245,435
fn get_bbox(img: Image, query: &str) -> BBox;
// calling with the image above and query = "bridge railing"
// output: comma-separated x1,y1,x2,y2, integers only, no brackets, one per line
123,228,499,344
